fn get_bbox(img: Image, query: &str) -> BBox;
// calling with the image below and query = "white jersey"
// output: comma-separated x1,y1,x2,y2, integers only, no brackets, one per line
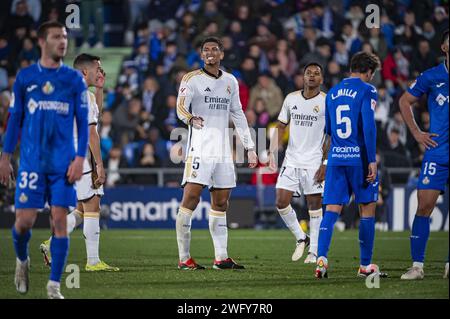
74,91,100,173
278,90,326,169
177,68,254,162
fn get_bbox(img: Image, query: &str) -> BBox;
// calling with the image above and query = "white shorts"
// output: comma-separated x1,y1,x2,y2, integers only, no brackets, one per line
181,156,236,189
75,172,104,201
275,166,324,196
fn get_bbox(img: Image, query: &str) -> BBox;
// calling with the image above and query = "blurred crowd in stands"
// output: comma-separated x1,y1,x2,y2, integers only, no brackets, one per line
0,0,449,191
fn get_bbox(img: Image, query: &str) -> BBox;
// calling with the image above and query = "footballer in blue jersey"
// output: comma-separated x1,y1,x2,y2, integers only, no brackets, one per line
315,52,388,279
399,30,449,280
0,22,89,298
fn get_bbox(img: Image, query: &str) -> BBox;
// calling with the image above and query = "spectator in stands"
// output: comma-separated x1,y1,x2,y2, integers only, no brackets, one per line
333,36,349,68
410,37,438,76
17,37,38,65
134,143,160,185
197,0,226,35
382,128,410,167
7,0,35,39
106,146,129,186
81,0,104,49
99,110,115,161
142,76,164,117
366,27,388,61
221,35,241,71
248,72,284,120
113,95,142,145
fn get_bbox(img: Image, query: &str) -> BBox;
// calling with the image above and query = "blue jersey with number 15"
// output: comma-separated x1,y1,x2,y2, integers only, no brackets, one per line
325,77,377,167
408,62,449,165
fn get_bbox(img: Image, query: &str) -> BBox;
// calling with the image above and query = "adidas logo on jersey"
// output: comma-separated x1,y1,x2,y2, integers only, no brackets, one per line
205,87,211,92
292,105,297,110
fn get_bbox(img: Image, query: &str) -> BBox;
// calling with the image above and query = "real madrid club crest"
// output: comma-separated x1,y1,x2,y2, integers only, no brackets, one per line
191,171,197,178
313,105,320,113
422,176,430,185
42,81,54,95
19,193,28,203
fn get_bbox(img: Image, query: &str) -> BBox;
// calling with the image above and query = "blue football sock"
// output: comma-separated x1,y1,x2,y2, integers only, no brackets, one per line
317,211,339,258
50,236,69,283
359,217,375,266
410,216,430,263
12,227,31,262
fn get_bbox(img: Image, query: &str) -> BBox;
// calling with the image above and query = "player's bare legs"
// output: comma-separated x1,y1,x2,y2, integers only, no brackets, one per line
209,188,244,269
305,194,323,262
12,209,37,294
176,182,205,269
401,189,441,280
276,188,308,261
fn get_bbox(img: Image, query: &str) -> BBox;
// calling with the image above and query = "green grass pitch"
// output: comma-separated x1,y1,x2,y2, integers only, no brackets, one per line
0,229,448,299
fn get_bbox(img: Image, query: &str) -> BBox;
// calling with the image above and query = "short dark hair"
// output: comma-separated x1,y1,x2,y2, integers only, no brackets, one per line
37,21,65,40
350,51,380,74
73,53,101,69
442,29,449,45
303,62,323,74
201,37,223,51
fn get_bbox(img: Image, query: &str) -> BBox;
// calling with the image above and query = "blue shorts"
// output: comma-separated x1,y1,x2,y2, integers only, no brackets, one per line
417,159,449,194
14,169,76,209
323,166,378,205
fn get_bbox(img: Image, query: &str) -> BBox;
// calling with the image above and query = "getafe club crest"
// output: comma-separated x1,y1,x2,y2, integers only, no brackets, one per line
19,193,28,203
42,81,54,95
422,176,430,185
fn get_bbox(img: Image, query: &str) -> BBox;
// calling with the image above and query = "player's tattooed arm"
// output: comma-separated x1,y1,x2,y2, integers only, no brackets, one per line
268,121,287,172
399,91,438,149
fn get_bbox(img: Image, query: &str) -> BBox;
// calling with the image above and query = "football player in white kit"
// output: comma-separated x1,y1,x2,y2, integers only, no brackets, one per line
176,37,258,270
268,63,330,264
40,54,118,272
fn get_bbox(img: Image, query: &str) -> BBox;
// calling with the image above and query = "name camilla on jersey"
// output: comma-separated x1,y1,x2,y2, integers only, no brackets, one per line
27,98,70,115
331,89,357,100
205,96,230,110
291,113,319,127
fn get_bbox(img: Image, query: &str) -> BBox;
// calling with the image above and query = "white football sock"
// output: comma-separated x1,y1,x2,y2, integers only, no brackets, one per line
67,210,83,234
278,205,306,241
308,208,323,255
176,207,193,263
209,209,228,261
83,212,100,266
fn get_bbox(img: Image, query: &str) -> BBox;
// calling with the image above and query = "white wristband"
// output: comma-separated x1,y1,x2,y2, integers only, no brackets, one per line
322,160,328,165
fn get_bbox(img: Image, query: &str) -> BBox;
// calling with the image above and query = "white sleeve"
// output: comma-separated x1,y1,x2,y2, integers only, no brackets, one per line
176,75,194,125
88,92,99,125
230,77,255,150
277,96,290,124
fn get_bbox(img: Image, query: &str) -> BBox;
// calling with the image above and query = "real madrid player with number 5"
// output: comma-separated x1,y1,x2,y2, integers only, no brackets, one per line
175,37,258,270
268,63,329,264
399,30,449,280
0,21,89,299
